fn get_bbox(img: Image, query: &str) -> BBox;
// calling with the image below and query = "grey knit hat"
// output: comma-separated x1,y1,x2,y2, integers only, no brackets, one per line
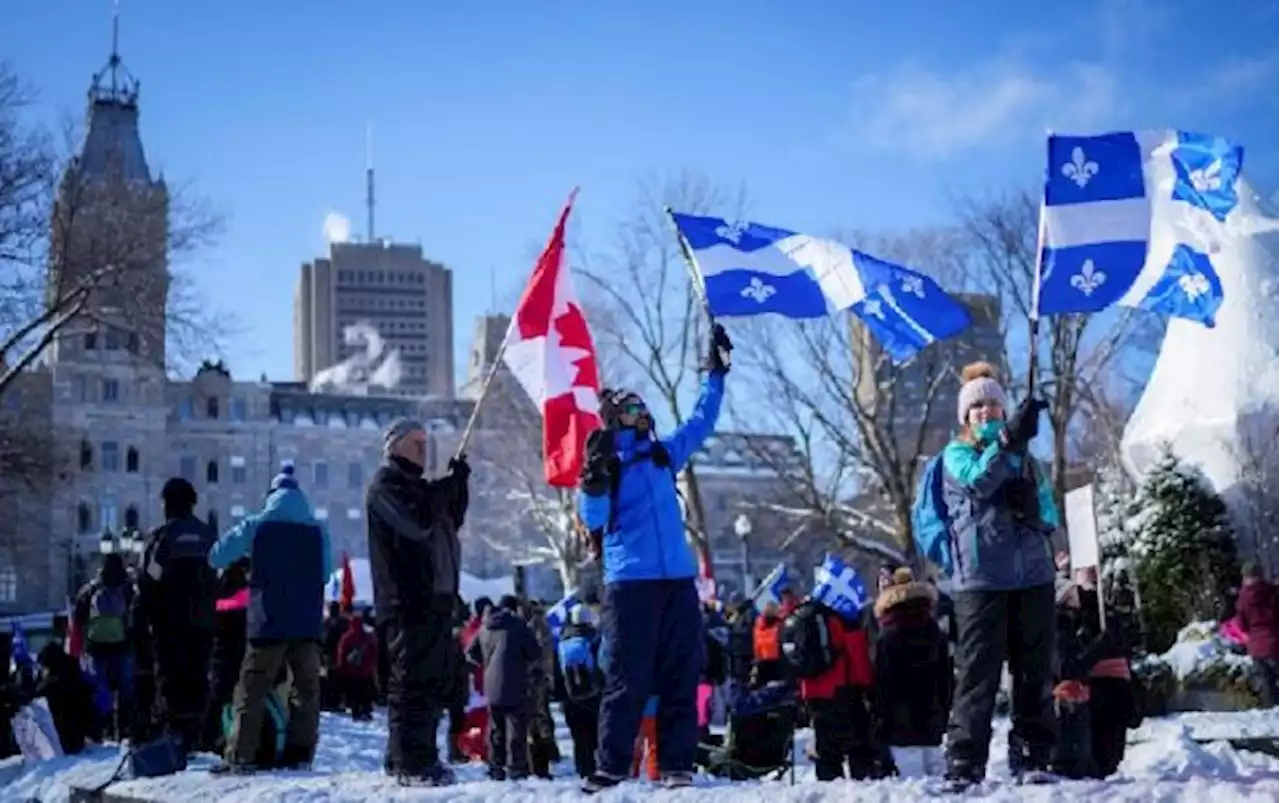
956,376,1007,426
383,417,425,454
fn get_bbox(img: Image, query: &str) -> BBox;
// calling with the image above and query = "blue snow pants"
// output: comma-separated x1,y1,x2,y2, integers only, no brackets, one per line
595,578,704,777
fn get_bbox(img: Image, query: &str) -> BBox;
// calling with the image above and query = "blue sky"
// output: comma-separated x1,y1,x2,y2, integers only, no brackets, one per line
4,0,1276,383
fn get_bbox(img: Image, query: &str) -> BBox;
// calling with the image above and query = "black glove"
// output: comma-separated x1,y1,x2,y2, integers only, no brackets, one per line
1004,397,1049,450
448,454,471,482
707,323,733,375
998,476,1040,523
579,429,615,496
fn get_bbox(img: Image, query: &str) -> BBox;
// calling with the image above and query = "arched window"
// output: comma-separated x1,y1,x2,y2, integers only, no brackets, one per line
79,439,93,470
206,460,219,484
124,506,139,530
206,396,220,419
207,510,219,533
126,447,140,473
77,502,92,533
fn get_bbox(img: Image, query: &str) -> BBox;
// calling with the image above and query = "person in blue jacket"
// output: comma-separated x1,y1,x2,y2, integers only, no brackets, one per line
208,462,333,773
576,323,732,793
939,361,1058,790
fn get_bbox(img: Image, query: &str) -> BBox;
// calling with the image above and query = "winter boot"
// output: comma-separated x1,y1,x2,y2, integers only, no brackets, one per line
581,771,627,794
661,770,695,788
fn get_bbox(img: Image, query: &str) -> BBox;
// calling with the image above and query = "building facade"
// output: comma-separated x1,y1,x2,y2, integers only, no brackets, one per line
294,241,455,399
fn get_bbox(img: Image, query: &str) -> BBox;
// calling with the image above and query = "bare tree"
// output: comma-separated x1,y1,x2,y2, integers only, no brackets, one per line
957,190,1161,511
1224,422,1280,577
574,171,747,576
732,229,980,565
0,62,229,399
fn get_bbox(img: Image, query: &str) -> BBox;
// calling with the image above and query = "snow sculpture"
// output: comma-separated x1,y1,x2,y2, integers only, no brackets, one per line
1122,177,1278,567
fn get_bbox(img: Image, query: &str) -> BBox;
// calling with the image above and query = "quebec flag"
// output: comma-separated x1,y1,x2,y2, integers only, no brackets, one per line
1037,130,1243,327
670,212,972,362
546,591,580,640
752,563,790,611
811,554,869,621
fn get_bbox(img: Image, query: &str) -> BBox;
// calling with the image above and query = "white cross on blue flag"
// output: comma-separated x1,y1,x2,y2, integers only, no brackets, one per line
546,591,580,640
1037,129,1245,328
669,212,972,362
810,553,869,621
752,563,790,611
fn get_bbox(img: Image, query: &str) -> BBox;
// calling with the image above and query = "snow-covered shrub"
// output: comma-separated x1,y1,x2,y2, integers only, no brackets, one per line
1095,462,1144,651
1132,654,1177,717
1128,448,1240,653
1161,620,1262,710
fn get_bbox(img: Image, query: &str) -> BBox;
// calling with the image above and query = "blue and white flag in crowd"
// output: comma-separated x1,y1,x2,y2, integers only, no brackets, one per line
11,622,31,667
669,212,972,362
811,554,869,621
1037,129,1243,327
546,591,580,640
752,563,790,611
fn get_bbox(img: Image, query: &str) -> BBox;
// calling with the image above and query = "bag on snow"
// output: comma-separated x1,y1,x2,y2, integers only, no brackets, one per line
558,634,601,701
779,601,836,680
86,585,129,645
221,689,289,768
911,454,954,577
130,731,188,778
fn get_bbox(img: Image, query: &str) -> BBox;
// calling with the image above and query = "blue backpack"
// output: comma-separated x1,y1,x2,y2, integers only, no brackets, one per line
912,454,954,576
558,634,602,701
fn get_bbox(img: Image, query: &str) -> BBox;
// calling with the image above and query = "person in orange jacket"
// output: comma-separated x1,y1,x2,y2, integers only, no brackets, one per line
798,605,879,781
752,602,786,686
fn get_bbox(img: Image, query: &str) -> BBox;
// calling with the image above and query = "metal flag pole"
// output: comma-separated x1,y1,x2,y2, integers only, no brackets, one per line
453,318,516,461
662,206,717,327
1026,199,1048,397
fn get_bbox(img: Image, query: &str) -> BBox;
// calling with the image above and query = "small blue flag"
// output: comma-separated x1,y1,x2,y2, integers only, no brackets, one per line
546,591,580,641
811,554,869,621
752,563,790,611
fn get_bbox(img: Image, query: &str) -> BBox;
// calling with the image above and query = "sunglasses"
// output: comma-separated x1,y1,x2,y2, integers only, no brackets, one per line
621,402,646,416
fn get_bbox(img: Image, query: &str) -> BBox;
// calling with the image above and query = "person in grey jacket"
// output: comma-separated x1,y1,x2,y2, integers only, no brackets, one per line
467,595,541,780
940,362,1058,790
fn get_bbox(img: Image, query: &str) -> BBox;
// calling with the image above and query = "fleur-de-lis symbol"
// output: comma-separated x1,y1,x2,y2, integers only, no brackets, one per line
1062,146,1100,188
1178,273,1210,301
715,220,749,244
1190,160,1222,194
899,274,925,299
862,298,885,320
1070,259,1107,296
740,277,776,303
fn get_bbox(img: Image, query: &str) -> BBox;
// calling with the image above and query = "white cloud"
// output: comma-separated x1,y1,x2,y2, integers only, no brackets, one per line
849,60,1122,160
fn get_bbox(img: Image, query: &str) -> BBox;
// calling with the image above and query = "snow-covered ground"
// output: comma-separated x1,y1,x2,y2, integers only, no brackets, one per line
2,708,1277,802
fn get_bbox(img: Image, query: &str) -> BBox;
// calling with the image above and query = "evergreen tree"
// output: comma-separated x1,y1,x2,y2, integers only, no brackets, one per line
1128,447,1240,652
1094,462,1142,652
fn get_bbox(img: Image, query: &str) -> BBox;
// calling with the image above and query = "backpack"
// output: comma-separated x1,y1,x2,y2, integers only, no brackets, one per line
558,634,602,701
221,690,288,768
911,454,954,577
778,601,836,679
86,585,130,645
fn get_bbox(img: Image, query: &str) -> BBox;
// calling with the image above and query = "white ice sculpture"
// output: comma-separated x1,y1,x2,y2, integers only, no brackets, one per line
1121,177,1279,566
309,321,403,395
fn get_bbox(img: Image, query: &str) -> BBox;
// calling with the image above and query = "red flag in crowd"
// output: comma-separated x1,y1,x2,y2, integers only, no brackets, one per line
339,551,356,611
501,189,603,487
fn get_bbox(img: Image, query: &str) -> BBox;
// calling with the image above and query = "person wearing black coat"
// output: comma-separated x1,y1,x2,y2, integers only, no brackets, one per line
466,596,541,780
1050,580,1098,780
366,418,470,787
873,568,951,778
138,477,219,751
321,602,349,712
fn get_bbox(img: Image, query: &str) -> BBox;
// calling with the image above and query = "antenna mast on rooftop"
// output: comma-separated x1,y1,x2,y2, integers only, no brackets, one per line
365,121,376,243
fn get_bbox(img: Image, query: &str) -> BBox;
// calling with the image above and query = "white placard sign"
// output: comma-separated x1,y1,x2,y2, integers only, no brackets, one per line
1064,484,1099,570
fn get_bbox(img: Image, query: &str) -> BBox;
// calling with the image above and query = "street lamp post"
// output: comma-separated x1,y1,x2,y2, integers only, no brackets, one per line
99,529,116,555
734,514,753,594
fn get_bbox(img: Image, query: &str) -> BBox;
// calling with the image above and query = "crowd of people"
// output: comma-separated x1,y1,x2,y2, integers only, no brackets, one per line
2,324,1277,795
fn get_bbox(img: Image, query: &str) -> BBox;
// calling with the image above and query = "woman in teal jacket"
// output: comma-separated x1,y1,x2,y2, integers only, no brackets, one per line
939,362,1058,791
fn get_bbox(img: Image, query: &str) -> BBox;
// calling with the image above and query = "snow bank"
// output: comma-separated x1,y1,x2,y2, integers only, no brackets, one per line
1,709,1276,802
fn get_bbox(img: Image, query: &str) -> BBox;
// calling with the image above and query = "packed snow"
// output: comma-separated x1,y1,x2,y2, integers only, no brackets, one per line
1,708,1276,802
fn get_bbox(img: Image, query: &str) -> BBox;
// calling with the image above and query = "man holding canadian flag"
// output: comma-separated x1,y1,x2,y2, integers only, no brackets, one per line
498,190,732,793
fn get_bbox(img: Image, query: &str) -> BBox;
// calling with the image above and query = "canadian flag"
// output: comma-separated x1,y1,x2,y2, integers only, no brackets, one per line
502,190,602,487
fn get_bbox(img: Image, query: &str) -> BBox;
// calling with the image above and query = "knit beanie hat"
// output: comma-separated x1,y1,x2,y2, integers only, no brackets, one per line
956,361,1008,426
270,462,298,492
383,417,425,455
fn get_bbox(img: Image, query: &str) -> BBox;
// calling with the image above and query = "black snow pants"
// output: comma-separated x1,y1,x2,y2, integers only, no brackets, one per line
384,610,456,776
